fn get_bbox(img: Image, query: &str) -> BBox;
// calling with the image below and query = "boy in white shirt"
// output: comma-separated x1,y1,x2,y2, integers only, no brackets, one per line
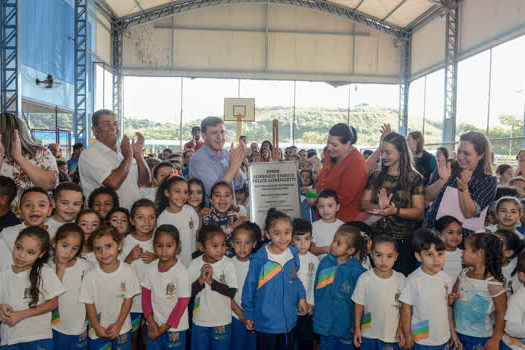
400,229,460,350
292,218,319,350
47,183,84,239
310,189,344,259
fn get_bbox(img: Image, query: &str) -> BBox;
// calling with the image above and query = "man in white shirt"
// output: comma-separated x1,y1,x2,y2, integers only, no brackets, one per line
79,109,150,209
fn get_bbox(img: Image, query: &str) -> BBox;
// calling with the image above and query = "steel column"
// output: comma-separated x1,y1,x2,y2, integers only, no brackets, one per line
398,36,411,136
73,0,88,145
112,24,123,130
1,0,20,115
442,0,458,151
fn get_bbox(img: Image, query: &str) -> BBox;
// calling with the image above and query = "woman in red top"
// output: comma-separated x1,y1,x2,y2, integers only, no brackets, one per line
315,124,368,222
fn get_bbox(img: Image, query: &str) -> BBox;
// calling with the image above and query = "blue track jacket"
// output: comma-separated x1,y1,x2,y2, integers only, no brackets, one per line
241,243,306,334
313,254,366,339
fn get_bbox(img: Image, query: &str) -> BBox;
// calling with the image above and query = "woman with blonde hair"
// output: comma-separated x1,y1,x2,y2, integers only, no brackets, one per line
426,131,497,236
0,113,58,206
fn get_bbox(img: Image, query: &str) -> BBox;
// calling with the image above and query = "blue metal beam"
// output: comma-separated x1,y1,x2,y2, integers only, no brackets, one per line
74,0,88,145
1,0,20,115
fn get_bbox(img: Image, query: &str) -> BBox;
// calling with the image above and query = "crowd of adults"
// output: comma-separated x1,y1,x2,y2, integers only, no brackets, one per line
3,108,521,274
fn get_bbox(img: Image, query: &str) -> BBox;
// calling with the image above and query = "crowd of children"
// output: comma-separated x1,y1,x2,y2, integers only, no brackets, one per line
4,147,525,350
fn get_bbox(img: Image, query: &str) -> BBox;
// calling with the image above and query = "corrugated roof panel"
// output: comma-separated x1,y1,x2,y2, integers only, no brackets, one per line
107,0,139,17
387,0,435,27
358,0,404,19
329,0,363,9
138,0,175,11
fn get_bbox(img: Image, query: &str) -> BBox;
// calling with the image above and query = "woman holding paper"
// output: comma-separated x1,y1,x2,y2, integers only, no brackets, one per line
359,132,425,275
425,131,497,235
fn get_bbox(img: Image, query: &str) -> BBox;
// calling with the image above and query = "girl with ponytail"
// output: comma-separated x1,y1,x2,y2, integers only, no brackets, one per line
451,233,507,350
0,226,65,348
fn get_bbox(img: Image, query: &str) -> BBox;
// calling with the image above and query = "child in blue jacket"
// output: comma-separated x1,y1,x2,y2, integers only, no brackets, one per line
242,208,308,350
313,223,367,350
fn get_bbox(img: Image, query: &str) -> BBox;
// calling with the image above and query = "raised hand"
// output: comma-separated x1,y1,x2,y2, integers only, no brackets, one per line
120,134,133,160
11,130,23,162
437,155,452,182
131,132,145,155
456,169,472,190
229,142,247,170
378,187,393,210
380,123,392,141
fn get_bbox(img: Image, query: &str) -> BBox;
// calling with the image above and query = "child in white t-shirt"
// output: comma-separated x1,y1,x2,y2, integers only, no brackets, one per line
487,196,524,238
436,216,463,283
50,223,92,349
79,226,141,350
502,253,525,350
188,224,238,350
120,199,158,348
141,162,174,201
451,232,507,350
156,175,199,266
495,229,524,294
310,189,344,259
142,225,191,349
292,218,319,350
353,234,405,350
0,226,65,348
400,229,460,350
1,187,52,252
107,207,130,237
76,209,103,267
231,222,260,350
87,187,119,222
47,183,84,240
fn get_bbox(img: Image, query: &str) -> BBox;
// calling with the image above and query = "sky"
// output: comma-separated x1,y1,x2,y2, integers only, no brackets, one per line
95,35,525,130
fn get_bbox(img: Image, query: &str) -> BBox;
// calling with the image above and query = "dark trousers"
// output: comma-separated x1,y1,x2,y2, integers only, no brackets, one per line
295,315,313,350
256,328,296,350
394,237,416,276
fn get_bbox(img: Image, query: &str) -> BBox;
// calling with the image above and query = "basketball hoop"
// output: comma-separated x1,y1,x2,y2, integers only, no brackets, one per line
235,115,243,121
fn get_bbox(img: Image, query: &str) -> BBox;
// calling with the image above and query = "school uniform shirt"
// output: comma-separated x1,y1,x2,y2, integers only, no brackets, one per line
78,261,141,339
453,267,505,338
399,267,453,346
444,249,463,283
157,205,199,267
232,256,250,321
45,217,66,241
312,219,344,259
188,255,237,327
242,244,306,334
313,254,366,339
120,234,155,313
503,258,518,293
351,269,406,343
0,239,11,271
0,264,66,346
48,257,92,335
504,285,525,339
298,252,319,306
140,186,157,202
142,260,191,332
0,222,27,252
82,252,98,268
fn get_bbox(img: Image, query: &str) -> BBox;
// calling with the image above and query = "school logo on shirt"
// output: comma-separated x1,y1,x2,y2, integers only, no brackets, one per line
189,217,195,231
166,282,176,296
51,308,60,325
117,281,126,298
412,320,430,341
257,262,282,289
291,266,297,277
316,267,336,290
219,272,225,284
193,296,201,317
341,281,351,294
361,312,372,330
23,287,35,300
392,291,401,308
308,262,315,272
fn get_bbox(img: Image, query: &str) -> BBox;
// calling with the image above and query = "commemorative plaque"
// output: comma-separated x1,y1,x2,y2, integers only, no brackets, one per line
248,161,302,228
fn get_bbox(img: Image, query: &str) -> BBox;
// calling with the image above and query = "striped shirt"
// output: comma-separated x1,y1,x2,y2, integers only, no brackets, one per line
426,169,497,236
